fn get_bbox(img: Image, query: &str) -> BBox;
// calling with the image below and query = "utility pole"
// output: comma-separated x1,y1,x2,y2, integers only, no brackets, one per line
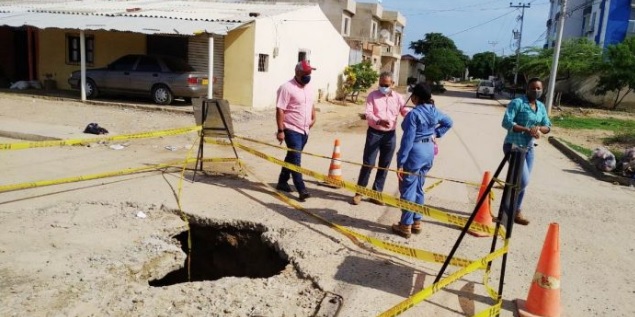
510,2,531,86
488,41,498,78
546,0,568,115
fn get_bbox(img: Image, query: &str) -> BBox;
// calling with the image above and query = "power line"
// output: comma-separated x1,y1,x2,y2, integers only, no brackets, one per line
447,9,519,37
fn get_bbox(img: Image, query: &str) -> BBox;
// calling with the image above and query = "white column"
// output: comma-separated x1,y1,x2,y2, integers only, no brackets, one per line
80,30,86,101
546,0,568,115
208,35,214,99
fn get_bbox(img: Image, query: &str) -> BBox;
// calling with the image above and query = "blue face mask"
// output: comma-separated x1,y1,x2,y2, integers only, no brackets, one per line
300,75,311,85
379,86,391,95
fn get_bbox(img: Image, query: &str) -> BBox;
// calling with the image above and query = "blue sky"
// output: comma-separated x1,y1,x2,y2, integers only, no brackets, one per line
363,0,551,58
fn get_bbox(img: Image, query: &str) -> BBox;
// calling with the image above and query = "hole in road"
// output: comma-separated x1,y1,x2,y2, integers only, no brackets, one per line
149,222,288,286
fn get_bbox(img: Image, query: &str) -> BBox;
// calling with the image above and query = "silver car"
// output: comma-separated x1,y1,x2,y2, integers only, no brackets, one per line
476,80,495,99
68,54,208,105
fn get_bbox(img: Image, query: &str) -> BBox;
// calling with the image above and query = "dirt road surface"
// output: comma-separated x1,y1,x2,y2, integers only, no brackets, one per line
1,88,633,316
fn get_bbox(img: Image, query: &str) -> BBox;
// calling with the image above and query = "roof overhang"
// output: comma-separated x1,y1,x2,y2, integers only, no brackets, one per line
0,0,312,36
0,11,244,35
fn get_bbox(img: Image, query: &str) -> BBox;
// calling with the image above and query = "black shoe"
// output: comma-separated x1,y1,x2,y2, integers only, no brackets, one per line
299,191,311,202
276,183,293,192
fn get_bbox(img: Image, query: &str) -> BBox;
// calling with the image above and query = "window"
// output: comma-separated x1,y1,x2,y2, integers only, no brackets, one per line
66,34,94,65
371,21,378,39
162,56,194,72
109,55,138,71
342,15,351,36
258,54,269,72
298,49,311,62
136,56,162,72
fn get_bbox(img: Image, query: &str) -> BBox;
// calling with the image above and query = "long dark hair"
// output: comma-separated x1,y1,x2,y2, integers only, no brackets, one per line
411,82,433,105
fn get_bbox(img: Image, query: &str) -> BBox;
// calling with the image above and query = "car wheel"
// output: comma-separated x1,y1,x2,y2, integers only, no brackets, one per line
491,94,495,99
152,85,173,105
85,79,98,98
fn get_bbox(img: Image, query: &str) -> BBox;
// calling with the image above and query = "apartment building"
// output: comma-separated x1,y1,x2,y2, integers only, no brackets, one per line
546,0,635,48
269,0,406,79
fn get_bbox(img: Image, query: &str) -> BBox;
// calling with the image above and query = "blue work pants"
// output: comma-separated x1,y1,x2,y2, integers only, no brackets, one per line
278,129,309,193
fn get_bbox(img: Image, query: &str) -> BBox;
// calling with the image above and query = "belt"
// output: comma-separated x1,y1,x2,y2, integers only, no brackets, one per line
368,127,395,134
415,137,433,143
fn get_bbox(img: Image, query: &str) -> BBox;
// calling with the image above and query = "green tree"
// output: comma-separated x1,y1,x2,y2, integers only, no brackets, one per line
595,37,635,109
521,38,601,81
469,52,499,79
423,48,466,83
338,61,379,100
409,33,468,83
409,32,457,56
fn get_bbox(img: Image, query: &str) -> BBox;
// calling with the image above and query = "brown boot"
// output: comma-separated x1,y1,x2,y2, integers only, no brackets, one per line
412,220,423,234
391,223,412,238
514,212,530,225
351,194,362,205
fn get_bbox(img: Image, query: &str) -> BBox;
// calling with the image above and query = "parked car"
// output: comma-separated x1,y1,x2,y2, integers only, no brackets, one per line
68,54,208,105
476,80,495,99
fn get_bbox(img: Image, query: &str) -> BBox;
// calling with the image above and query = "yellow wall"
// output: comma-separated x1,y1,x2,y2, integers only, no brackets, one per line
38,29,146,89
223,24,255,107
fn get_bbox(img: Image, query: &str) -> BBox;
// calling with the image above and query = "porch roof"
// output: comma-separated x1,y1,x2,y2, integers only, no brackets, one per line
0,0,312,35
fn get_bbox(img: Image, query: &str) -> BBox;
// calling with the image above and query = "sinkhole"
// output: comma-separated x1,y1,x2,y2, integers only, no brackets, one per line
149,223,288,286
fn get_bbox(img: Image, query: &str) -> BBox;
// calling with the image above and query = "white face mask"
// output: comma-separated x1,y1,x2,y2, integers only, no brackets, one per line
379,86,391,95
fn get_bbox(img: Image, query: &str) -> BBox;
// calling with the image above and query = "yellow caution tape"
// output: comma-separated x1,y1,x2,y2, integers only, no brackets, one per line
378,245,508,317
424,179,443,192
0,157,238,193
234,135,494,188
233,141,505,238
0,125,202,151
483,240,509,301
239,162,475,267
472,301,502,317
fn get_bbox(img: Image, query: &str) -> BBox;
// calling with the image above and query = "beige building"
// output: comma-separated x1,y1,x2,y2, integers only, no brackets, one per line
347,2,405,80
0,0,350,110
267,0,406,80
398,54,425,87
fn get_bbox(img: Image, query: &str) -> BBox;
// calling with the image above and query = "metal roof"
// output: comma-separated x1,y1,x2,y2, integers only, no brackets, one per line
0,0,313,35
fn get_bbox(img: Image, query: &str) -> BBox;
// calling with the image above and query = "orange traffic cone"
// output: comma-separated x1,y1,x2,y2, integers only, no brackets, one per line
515,223,561,317
469,171,493,237
324,139,342,188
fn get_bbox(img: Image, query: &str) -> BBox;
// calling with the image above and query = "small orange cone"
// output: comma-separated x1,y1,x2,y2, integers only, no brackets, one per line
469,171,493,237
325,139,342,188
515,223,561,317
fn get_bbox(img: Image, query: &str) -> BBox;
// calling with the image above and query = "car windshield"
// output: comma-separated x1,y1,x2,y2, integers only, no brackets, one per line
480,81,494,87
162,56,195,72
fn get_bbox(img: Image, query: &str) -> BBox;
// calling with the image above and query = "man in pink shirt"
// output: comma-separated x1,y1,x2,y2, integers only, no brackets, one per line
275,60,317,202
352,71,409,205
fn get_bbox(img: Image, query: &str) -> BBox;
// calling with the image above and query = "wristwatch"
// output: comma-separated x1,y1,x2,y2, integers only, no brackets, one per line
277,129,284,133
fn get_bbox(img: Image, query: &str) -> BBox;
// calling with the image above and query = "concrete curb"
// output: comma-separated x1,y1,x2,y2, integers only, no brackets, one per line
0,130,61,142
548,136,633,186
0,92,194,115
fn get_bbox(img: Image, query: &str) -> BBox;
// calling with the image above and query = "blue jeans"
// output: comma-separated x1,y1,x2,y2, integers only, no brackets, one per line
399,142,435,225
357,128,396,192
278,129,309,193
503,143,535,211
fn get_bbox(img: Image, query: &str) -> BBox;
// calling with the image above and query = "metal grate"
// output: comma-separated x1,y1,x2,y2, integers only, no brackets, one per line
258,54,269,72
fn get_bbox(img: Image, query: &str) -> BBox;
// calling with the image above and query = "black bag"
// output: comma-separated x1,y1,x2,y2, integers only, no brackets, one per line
83,123,109,135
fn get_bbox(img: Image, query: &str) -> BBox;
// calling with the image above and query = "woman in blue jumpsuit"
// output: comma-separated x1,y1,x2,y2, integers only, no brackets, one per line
392,83,453,238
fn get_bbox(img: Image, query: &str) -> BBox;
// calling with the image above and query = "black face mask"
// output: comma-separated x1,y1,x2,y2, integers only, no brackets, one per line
300,75,311,85
527,89,543,100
